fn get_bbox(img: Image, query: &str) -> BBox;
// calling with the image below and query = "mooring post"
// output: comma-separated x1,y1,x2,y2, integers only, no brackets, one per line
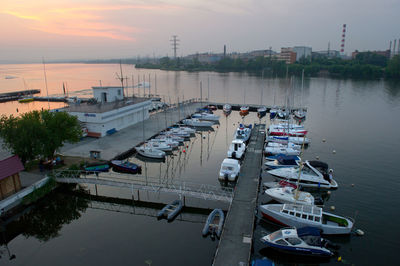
137,190,140,201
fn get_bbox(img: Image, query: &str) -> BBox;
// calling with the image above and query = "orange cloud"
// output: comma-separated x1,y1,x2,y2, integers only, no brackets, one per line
1,1,180,41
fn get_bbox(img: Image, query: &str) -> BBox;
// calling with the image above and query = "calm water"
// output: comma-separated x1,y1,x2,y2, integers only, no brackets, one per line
1,64,400,265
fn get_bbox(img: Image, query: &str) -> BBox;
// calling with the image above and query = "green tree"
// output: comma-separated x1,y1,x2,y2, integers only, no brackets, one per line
0,110,81,164
386,55,400,78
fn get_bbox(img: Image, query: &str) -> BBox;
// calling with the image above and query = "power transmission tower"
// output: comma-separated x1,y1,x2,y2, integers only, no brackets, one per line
170,35,179,59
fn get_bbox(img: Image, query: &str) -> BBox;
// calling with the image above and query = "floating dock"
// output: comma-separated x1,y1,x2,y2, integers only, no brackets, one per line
212,124,265,266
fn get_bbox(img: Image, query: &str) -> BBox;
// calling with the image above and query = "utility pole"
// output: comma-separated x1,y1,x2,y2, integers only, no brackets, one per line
170,35,179,59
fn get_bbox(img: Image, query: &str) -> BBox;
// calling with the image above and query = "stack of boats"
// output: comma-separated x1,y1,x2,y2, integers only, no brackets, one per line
183,111,220,127
260,113,354,259
218,123,252,182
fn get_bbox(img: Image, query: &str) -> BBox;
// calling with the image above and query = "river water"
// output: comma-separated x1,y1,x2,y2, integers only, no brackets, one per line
0,64,400,265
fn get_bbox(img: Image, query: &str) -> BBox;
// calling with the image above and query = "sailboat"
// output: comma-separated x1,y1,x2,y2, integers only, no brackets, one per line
18,79,34,103
257,71,267,118
240,82,249,117
294,69,307,120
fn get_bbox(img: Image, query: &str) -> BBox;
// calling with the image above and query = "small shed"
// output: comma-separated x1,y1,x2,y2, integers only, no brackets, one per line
0,155,24,200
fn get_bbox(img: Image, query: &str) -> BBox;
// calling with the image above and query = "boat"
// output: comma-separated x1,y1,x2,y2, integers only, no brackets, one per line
207,104,217,111
267,160,338,189
293,69,307,120
266,135,310,145
227,139,246,160
264,145,300,156
262,180,298,190
264,186,314,205
260,227,334,257
135,145,166,159
277,109,288,119
239,106,249,116
110,160,142,174
144,141,173,152
234,124,252,142
182,118,213,127
155,134,184,143
170,125,196,135
269,107,278,119
149,138,179,148
259,204,354,235
18,96,34,103
202,208,225,238
223,104,232,116
218,158,241,181
264,155,300,169
160,128,190,138
269,128,308,137
267,142,301,150
196,107,213,114
157,199,183,221
191,112,220,122
257,106,267,118
84,162,110,172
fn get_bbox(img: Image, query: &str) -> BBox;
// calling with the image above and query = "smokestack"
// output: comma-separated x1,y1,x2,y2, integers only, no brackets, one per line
224,45,226,57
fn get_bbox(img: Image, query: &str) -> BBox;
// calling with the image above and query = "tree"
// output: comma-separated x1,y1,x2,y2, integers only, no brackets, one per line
0,110,81,164
386,55,400,79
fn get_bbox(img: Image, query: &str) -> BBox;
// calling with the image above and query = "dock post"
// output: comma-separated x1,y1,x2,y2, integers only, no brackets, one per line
137,190,140,201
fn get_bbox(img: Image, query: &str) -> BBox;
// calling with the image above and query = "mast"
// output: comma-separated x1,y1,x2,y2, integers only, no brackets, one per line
42,57,50,109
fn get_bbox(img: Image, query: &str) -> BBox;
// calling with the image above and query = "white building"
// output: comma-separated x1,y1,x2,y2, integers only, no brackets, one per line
64,86,152,137
293,46,312,61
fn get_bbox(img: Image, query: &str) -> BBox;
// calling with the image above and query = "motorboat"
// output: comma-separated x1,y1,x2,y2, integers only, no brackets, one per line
267,161,338,189
192,112,220,122
264,145,300,156
234,124,252,142
257,106,267,118
183,118,213,127
84,162,110,172
135,145,166,159
202,208,225,238
110,160,142,174
269,128,308,137
227,139,246,160
223,104,232,116
264,186,314,205
264,155,300,169
260,227,334,257
294,109,306,120
160,128,190,138
277,109,288,119
170,125,196,135
266,135,310,145
155,134,184,143
149,138,179,148
239,106,249,116
270,107,278,119
218,158,241,181
157,199,183,221
267,142,301,150
144,141,173,152
259,204,354,235
262,180,298,190
206,104,217,111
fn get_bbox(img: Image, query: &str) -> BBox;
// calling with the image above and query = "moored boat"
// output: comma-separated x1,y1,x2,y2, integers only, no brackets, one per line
110,160,142,174
234,124,252,142
157,199,183,221
135,145,166,159
84,162,110,172
182,118,213,127
240,106,249,116
202,208,225,238
264,186,314,205
223,104,232,116
227,139,246,160
259,204,354,235
219,158,241,181
192,112,220,121
264,155,300,169
260,227,334,257
257,106,267,118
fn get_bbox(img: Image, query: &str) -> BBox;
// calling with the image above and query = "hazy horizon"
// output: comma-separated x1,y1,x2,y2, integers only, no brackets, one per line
1,0,399,63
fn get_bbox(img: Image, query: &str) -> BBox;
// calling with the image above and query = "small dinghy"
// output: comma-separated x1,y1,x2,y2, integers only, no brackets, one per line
257,106,267,118
84,162,110,172
111,160,142,174
223,104,232,116
202,208,225,238
157,199,183,221
260,227,334,257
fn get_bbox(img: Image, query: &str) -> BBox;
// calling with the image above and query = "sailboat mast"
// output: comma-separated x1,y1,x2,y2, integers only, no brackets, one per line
42,57,50,110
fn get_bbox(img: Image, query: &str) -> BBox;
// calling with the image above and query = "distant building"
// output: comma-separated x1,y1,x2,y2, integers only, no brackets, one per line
293,46,312,61
0,155,24,200
186,53,223,63
63,86,152,138
313,50,341,59
275,48,297,64
351,50,391,59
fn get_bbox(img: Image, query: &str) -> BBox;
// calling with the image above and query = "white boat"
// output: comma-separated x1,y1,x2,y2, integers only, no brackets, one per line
269,123,304,130
218,158,241,181
135,145,166,159
162,128,191,138
264,145,300,156
183,118,213,127
149,138,179,148
259,204,354,235
267,142,301,150
269,128,308,137
234,124,252,142
268,161,338,189
227,139,246,160
260,227,334,257
155,134,184,143
192,112,220,122
294,109,306,120
264,186,314,205
266,135,310,145
264,155,300,169
144,142,173,152
223,104,232,115
172,125,196,135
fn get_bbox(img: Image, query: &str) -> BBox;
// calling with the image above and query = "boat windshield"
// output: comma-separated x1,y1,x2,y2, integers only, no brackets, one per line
222,166,234,171
269,230,283,241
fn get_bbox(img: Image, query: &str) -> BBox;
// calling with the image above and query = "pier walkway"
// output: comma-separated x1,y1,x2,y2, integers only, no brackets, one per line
60,101,203,160
213,124,265,266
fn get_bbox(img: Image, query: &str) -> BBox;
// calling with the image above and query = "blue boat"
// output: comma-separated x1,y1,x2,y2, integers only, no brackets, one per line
84,163,110,172
260,227,334,257
111,160,142,174
157,199,183,221
202,209,224,238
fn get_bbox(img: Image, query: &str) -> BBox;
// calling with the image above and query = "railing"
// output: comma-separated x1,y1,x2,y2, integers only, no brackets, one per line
53,170,233,203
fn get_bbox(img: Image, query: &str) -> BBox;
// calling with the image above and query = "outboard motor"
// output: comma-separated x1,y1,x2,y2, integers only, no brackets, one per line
224,173,229,181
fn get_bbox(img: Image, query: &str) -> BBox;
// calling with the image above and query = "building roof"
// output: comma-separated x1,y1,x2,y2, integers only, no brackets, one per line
0,155,24,181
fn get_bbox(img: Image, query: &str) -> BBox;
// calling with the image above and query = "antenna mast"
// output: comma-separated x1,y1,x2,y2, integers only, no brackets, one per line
170,35,179,59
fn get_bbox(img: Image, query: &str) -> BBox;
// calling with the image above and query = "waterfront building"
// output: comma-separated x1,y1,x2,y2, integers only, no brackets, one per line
275,48,297,64
0,155,24,200
63,86,152,138
293,46,312,62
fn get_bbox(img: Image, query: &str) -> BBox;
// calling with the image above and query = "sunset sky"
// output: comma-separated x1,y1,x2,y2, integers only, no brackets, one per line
1,0,399,62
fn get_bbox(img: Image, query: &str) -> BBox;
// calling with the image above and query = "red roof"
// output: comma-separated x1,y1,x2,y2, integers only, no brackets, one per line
0,155,24,181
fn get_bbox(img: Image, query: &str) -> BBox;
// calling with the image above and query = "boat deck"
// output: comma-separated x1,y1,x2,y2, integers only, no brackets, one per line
212,124,265,266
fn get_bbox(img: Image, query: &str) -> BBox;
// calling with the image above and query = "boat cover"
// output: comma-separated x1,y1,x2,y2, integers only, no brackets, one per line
277,155,298,165
297,226,322,237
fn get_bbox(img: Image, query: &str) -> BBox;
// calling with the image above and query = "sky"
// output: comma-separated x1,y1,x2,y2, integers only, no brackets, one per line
0,0,399,63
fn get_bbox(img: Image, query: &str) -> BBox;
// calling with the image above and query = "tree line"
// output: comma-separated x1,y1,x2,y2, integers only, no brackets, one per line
136,52,400,79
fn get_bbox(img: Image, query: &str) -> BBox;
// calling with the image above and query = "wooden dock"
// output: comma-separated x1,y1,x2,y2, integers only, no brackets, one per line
212,124,265,266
